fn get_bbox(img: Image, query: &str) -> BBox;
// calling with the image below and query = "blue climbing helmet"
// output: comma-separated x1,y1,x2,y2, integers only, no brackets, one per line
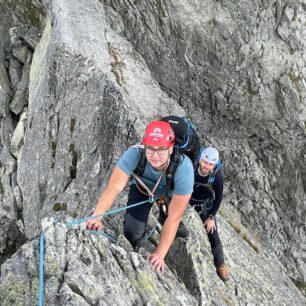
200,147,220,165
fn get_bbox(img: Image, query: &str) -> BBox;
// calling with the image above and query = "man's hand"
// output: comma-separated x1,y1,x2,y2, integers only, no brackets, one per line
204,218,216,233
86,217,103,231
147,252,165,273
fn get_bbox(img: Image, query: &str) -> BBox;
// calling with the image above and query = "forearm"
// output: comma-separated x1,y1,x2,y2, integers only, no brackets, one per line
210,178,223,216
93,186,119,216
209,199,221,216
154,193,190,258
155,216,180,258
93,166,129,217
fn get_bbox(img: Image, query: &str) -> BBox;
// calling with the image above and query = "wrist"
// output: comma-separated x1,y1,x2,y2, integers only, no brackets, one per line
208,215,215,220
154,249,166,259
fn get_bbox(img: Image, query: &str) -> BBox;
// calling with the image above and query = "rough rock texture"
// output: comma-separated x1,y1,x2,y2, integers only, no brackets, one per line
17,0,184,239
0,215,26,265
1,215,306,306
0,0,305,304
0,0,43,29
102,0,306,287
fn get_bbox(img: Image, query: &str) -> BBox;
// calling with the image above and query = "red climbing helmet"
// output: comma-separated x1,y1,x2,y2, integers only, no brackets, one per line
142,121,175,147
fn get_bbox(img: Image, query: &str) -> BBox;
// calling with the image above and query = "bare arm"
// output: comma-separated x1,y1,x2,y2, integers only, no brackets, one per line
148,193,191,272
86,166,129,230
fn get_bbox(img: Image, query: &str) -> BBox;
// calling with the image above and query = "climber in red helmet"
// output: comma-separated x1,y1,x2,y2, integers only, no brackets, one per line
87,121,194,273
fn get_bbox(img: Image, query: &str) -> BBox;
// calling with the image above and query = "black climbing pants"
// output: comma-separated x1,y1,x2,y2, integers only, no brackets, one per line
191,202,225,267
123,184,153,247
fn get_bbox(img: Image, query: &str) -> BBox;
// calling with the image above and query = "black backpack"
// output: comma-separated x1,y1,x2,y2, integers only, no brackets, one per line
161,116,201,165
134,116,201,190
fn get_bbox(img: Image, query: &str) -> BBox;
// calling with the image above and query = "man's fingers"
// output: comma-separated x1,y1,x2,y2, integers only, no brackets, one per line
86,219,103,231
147,253,165,273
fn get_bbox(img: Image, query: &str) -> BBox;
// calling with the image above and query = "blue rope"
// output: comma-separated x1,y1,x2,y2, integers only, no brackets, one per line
65,198,157,228
37,198,159,306
38,232,45,306
145,223,157,240
87,230,118,245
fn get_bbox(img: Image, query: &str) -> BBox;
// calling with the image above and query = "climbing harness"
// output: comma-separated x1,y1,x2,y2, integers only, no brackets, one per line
190,198,213,220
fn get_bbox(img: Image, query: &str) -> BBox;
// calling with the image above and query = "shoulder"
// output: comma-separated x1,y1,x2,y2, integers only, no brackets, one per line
172,154,194,195
122,146,142,159
179,154,194,171
214,167,224,183
117,146,143,175
174,154,194,179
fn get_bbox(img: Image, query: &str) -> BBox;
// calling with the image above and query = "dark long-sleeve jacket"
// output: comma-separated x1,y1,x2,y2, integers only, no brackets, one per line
190,165,224,216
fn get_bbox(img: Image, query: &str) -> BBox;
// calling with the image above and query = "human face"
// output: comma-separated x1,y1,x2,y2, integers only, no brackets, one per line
199,159,215,175
145,146,173,170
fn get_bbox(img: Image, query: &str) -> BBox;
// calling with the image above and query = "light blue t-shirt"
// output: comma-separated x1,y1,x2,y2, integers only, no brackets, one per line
117,147,194,196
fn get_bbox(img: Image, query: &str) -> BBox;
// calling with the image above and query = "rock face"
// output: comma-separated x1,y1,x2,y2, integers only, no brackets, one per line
102,0,306,287
0,214,305,306
0,0,305,305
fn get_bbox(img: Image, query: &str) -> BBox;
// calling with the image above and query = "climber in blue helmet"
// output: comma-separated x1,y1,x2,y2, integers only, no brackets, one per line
190,146,230,281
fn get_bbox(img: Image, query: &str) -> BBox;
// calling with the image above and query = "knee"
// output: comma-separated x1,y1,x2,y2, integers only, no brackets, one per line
124,213,146,246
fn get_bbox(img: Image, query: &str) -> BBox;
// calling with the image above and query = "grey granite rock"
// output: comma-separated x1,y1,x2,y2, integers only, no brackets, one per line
102,0,306,289
0,0,305,304
9,53,31,115
17,0,184,239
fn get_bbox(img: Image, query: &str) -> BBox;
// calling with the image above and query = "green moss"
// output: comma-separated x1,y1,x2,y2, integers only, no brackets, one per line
229,220,242,234
153,0,166,18
242,233,260,253
2,278,29,306
5,0,43,29
53,203,68,211
137,273,163,305
291,278,306,295
30,277,39,297
229,220,260,253
108,43,125,86
128,50,140,61
288,70,303,89
45,256,63,279
23,0,43,29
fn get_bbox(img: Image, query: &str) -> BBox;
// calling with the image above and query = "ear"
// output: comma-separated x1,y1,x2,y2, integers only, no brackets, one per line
169,147,174,155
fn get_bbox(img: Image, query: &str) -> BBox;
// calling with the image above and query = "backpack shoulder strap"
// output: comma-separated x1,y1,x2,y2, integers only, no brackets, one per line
133,147,147,176
166,148,181,190
208,161,222,185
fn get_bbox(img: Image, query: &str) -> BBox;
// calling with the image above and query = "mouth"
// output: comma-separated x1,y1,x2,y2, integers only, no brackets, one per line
201,167,209,173
150,159,160,163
